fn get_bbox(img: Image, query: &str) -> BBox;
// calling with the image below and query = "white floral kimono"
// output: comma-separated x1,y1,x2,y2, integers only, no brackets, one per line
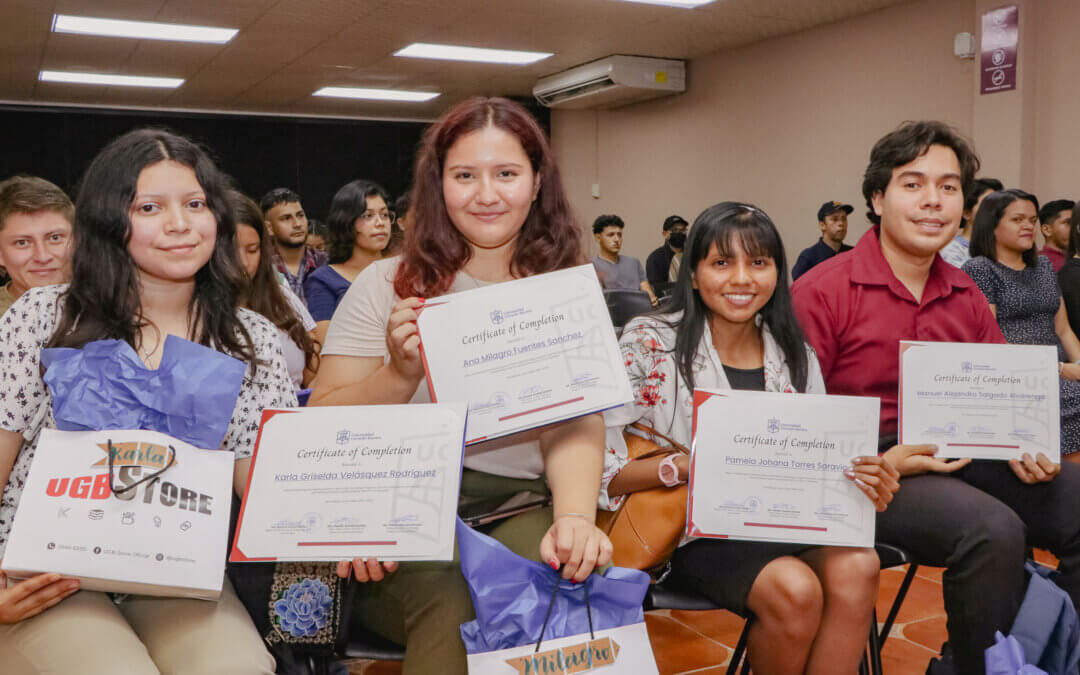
601,311,826,512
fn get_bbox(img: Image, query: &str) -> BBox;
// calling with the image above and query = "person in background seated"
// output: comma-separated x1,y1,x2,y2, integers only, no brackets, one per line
304,180,393,345
646,214,688,292
0,128,293,674
791,201,854,281
385,191,411,256
308,97,613,675
1058,204,1080,338
1038,199,1074,272
604,202,898,674
0,176,73,316
940,176,1002,268
962,189,1080,460
231,190,319,390
306,218,329,253
794,120,1080,675
591,214,658,304
259,187,326,303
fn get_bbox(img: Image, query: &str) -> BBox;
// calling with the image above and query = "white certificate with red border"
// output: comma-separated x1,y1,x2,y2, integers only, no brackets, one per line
687,389,878,548
899,341,1060,461
415,265,633,445
230,403,467,563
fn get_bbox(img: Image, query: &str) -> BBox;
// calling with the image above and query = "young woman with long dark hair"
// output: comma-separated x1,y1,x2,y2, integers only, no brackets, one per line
309,97,612,673
230,190,318,389
963,189,1080,458
603,203,899,674
303,179,392,345
0,129,293,673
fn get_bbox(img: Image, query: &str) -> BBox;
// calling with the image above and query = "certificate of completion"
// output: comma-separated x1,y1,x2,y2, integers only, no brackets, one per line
687,389,879,548
416,265,633,444
899,341,1060,461
231,403,467,562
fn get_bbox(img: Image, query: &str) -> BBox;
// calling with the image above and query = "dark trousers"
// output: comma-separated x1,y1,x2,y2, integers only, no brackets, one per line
877,460,1080,674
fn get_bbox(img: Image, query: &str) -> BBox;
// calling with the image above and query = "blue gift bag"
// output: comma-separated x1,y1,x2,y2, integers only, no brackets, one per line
456,517,656,664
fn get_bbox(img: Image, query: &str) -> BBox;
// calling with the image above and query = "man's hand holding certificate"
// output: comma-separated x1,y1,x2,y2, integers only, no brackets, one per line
900,341,1060,461
416,265,633,444
231,404,467,563
688,390,881,548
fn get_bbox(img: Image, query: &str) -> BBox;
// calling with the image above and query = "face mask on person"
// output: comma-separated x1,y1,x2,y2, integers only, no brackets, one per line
668,232,687,249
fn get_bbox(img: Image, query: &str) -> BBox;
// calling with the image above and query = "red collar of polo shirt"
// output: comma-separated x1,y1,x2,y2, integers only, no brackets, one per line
849,226,975,305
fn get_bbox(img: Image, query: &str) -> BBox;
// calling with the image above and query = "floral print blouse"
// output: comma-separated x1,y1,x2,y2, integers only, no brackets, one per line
600,312,826,511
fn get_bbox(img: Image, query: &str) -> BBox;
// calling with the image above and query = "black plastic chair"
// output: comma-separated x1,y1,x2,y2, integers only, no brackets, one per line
603,289,653,330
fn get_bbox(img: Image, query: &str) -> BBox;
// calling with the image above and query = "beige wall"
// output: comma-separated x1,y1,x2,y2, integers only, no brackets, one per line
1029,0,1080,204
553,0,984,267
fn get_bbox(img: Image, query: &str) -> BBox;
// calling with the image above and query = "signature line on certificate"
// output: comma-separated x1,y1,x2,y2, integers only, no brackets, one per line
497,396,585,422
945,443,1020,449
297,541,398,546
744,523,828,532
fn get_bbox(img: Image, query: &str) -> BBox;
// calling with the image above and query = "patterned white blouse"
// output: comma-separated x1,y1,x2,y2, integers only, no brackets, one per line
600,312,826,511
0,285,297,555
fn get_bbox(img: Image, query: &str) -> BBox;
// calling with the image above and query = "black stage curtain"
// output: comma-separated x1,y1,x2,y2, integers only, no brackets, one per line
0,105,427,220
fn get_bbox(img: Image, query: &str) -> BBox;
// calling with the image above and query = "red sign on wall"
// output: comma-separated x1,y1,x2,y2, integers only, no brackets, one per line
981,5,1018,94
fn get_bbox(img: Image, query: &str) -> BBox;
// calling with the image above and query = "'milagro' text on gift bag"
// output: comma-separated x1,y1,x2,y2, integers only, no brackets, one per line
457,519,659,674
2,428,234,599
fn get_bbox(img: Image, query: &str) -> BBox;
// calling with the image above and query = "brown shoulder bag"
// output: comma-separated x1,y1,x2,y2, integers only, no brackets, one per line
596,422,690,572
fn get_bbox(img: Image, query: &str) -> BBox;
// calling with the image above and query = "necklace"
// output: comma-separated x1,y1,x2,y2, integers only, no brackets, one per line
138,323,162,366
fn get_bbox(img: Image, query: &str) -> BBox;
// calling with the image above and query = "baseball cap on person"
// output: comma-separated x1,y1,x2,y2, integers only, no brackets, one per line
817,200,854,222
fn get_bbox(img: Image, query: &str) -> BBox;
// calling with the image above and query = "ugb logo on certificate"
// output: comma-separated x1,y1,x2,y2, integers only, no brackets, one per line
688,389,879,548
231,403,467,563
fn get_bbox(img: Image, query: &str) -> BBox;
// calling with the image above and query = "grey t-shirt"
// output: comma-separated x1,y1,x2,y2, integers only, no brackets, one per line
591,255,646,291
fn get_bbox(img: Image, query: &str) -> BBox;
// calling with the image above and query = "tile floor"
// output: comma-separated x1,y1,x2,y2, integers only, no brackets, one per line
345,550,1060,674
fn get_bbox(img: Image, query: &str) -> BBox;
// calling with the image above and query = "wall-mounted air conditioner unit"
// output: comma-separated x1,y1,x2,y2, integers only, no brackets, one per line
533,55,686,110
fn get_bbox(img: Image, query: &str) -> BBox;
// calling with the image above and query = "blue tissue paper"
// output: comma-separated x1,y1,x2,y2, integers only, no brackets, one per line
41,335,247,449
457,518,650,653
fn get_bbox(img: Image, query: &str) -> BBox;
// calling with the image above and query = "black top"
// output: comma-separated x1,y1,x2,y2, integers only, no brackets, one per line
722,364,766,392
791,238,853,281
1059,257,1080,339
645,244,676,286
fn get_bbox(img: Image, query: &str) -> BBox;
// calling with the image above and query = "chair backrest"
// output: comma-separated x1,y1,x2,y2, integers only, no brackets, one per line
604,289,653,328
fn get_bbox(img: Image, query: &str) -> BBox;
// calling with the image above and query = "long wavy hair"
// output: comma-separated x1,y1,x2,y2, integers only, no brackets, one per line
47,129,256,365
394,97,581,298
326,179,391,264
230,190,317,372
657,202,809,393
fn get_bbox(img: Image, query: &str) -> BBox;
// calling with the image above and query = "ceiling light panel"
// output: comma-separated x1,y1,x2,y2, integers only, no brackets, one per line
615,0,717,7
313,87,440,102
394,43,552,65
52,14,238,44
39,71,184,88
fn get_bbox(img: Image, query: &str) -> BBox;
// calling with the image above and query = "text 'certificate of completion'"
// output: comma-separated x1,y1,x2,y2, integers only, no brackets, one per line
900,341,1060,461
416,265,633,444
687,389,879,548
231,403,467,563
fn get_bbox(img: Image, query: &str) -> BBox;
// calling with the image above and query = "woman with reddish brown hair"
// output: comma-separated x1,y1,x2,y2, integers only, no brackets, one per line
309,97,612,673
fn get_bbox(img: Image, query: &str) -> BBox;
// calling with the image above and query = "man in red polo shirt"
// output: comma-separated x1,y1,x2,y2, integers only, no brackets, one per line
793,121,1080,675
